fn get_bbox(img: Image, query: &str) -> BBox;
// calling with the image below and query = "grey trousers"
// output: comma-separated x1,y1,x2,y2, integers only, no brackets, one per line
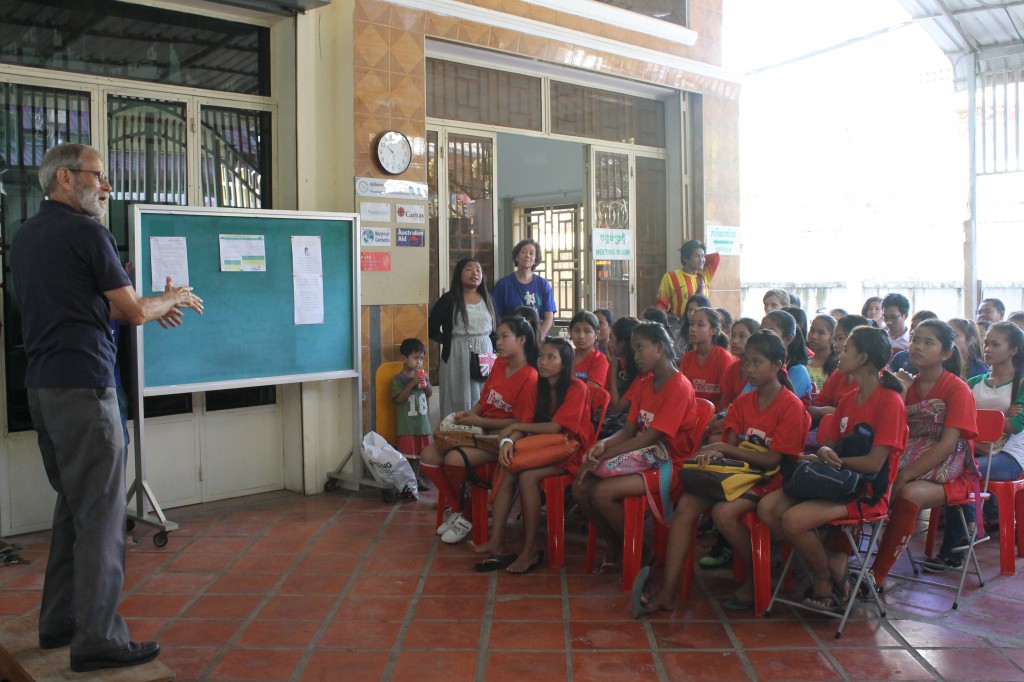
28,387,130,656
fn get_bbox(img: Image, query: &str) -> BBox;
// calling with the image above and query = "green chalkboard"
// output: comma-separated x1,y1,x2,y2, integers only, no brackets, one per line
131,207,359,395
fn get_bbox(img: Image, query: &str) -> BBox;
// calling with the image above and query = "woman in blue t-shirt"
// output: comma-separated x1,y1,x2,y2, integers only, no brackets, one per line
492,239,557,338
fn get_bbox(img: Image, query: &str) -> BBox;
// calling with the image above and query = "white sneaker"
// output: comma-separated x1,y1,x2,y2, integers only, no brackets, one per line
436,508,457,536
441,515,472,544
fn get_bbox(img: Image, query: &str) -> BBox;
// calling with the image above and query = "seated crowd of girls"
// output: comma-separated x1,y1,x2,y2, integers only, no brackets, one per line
421,285,1024,619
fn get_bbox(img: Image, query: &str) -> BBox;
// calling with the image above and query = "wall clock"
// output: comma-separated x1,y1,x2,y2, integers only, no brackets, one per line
376,131,412,175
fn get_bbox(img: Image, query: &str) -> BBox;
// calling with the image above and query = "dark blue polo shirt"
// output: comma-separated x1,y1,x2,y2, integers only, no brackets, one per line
11,200,132,388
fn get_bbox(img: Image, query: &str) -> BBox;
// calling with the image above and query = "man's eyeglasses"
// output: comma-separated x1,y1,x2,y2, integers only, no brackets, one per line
66,168,109,184
883,314,904,322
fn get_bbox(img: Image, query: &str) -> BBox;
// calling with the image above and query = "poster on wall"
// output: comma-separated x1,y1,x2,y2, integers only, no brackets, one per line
707,225,740,256
360,228,393,247
361,252,392,271
592,228,631,260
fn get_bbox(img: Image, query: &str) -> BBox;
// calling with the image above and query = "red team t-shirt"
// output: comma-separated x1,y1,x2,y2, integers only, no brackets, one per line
905,370,979,498
681,345,734,411
720,357,745,411
478,356,539,422
724,388,809,457
821,384,908,516
574,348,610,389
813,371,858,408
723,387,810,496
557,379,596,475
625,372,699,466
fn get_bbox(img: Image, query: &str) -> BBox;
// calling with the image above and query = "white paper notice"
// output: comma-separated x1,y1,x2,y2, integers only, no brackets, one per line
359,201,391,223
219,234,267,272
291,236,324,325
149,237,190,292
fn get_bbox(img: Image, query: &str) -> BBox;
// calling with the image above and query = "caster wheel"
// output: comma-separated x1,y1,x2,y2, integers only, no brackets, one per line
126,519,136,532
324,478,339,493
382,490,395,503
153,532,169,548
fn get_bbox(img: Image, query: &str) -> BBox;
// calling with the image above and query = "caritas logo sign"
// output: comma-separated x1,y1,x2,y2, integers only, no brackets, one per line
396,203,426,224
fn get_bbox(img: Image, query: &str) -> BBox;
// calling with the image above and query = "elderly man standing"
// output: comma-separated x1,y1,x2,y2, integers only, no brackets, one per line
11,143,203,673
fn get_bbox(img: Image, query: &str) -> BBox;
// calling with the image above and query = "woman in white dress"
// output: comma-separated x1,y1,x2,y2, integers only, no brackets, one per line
428,258,497,416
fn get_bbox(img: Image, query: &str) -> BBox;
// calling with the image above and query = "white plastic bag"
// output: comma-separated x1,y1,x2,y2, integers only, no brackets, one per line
361,431,419,500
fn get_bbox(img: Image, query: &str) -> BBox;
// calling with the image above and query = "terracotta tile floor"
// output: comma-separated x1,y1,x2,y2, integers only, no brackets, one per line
2,488,1023,681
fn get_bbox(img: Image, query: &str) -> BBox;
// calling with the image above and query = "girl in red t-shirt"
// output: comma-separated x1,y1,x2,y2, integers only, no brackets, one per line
574,322,699,572
420,316,539,544
868,320,978,587
807,314,840,394
681,307,733,411
601,316,641,437
571,310,610,389
472,337,593,573
758,326,907,611
809,314,871,425
639,331,809,615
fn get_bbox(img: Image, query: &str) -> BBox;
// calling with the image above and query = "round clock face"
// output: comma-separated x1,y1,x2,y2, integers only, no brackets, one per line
377,131,412,175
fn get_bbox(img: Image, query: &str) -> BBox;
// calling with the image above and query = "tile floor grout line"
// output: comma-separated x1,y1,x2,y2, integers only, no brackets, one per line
882,618,952,681
290,496,409,682
143,499,285,677
380,503,444,682
560,566,574,680
983,635,1024,675
192,491,326,681
472,568,498,680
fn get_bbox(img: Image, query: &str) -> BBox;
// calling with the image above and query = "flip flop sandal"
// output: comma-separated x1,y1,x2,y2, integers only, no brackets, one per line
802,591,843,613
474,554,517,572
508,551,545,575
631,566,653,618
722,597,755,611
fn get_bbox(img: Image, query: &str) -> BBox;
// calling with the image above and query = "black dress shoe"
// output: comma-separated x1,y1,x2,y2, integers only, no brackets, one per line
38,630,74,649
70,640,160,673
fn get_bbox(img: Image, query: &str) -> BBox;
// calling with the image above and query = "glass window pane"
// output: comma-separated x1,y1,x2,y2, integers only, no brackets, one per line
200,107,271,209
636,156,667,313
426,59,542,131
593,150,631,316
0,1,269,95
552,81,665,147
590,0,688,27
200,105,275,409
1,82,92,432
448,134,495,289
427,129,440,385
106,95,192,417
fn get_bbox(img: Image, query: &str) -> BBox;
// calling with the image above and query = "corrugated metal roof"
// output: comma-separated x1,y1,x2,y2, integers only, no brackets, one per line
896,0,1024,88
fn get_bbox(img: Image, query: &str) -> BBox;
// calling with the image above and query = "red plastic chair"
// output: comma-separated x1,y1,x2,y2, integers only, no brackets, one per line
542,385,611,569
922,409,1016,575
434,461,496,546
584,398,716,593
973,409,1024,576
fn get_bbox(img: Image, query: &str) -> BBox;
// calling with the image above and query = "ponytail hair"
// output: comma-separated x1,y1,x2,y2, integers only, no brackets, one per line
812,314,839,376
989,321,1024,406
611,316,641,383
948,318,984,377
535,338,575,422
570,310,600,333
783,306,809,339
764,310,809,368
632,321,677,366
744,330,794,393
694,307,730,350
513,306,541,344
847,326,903,393
916,319,962,378
500,315,540,367
836,314,872,337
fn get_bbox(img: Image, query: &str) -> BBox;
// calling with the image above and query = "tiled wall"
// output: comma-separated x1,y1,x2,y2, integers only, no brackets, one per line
353,0,740,425
361,303,429,433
